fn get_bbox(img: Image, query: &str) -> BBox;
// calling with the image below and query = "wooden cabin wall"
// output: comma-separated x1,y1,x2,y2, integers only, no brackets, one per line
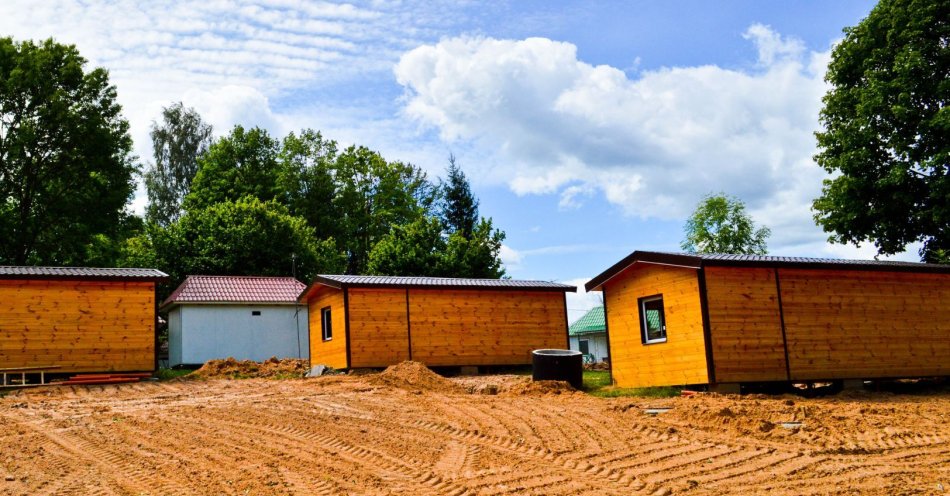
0,280,155,373
779,269,950,380
604,264,707,388
407,289,566,366
306,286,348,369
347,288,410,367
704,267,788,383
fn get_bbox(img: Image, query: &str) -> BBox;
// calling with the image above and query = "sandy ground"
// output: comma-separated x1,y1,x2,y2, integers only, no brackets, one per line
1,364,948,495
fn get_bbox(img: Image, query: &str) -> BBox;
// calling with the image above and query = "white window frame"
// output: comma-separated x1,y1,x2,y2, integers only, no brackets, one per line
639,295,667,344
321,306,332,341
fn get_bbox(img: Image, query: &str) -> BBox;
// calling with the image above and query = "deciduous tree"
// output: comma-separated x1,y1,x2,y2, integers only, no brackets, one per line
0,37,136,265
183,126,283,211
813,0,949,262
124,197,344,298
143,102,213,226
682,194,770,255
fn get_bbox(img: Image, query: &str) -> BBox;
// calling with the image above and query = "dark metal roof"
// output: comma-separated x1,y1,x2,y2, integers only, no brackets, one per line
585,250,950,291
0,266,168,281
303,274,576,297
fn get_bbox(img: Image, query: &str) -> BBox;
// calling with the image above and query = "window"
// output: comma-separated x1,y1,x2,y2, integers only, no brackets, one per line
321,307,332,341
578,339,590,355
251,310,261,316
638,295,667,344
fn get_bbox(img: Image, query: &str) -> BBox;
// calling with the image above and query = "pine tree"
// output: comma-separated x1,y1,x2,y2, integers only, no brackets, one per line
439,155,479,237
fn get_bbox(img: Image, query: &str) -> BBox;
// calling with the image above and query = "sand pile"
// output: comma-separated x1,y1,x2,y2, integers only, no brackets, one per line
451,375,577,396
367,361,464,393
501,379,576,396
193,357,309,379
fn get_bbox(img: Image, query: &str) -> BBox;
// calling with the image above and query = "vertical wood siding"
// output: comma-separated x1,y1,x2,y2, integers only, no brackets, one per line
605,264,708,388
407,289,566,366
0,280,155,373
779,269,950,380
347,288,410,367
306,286,347,369
704,267,788,383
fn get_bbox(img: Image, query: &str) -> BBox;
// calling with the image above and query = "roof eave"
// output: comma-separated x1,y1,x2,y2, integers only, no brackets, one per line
160,300,305,312
700,258,950,274
341,282,577,293
585,251,702,292
301,275,576,296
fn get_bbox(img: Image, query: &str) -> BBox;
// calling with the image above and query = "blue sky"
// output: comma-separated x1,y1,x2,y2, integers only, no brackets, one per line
2,0,901,319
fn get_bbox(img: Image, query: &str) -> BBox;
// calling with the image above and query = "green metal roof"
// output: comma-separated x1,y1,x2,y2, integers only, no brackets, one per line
569,306,605,336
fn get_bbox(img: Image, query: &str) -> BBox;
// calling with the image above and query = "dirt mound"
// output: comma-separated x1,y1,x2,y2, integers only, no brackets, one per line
502,379,577,396
451,375,578,396
367,361,464,393
193,357,308,379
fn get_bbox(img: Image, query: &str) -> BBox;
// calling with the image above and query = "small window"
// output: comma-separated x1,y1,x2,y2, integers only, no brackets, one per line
639,295,667,344
251,310,261,316
321,307,332,341
578,339,590,355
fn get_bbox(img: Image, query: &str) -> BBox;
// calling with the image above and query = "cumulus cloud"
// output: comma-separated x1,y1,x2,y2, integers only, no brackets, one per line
499,244,524,269
394,26,845,253
562,278,603,324
0,0,473,214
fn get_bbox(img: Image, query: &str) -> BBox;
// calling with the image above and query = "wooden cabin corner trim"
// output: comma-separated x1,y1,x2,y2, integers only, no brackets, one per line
696,268,716,385
562,293,570,349
405,288,413,361
602,287,613,385
343,287,352,369
773,268,792,381
154,283,160,371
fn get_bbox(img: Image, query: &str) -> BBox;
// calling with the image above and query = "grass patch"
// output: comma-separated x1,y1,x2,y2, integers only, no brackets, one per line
583,370,612,390
583,370,681,398
154,369,194,381
589,386,682,398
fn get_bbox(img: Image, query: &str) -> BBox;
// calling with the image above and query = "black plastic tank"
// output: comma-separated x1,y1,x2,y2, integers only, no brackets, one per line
532,349,583,389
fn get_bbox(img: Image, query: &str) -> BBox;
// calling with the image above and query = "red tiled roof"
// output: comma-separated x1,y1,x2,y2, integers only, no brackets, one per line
161,275,305,309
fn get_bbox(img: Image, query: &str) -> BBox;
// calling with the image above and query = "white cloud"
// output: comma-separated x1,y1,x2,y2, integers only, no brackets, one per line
563,277,602,324
0,0,471,215
394,26,860,253
499,244,523,270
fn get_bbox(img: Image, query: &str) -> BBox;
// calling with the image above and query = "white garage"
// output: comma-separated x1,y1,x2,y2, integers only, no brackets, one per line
162,275,308,367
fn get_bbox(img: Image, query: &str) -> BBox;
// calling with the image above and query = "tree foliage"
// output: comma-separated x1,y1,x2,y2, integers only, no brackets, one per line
184,125,283,212
278,129,340,241
439,154,478,237
813,0,950,262
442,218,506,278
0,37,136,265
123,197,344,297
366,216,446,276
143,102,212,226
681,193,770,255
367,158,506,278
366,216,506,278
332,145,435,274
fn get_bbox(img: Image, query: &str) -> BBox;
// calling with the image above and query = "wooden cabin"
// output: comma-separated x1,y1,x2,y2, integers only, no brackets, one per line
161,275,308,367
0,267,168,373
585,251,950,389
299,275,576,369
